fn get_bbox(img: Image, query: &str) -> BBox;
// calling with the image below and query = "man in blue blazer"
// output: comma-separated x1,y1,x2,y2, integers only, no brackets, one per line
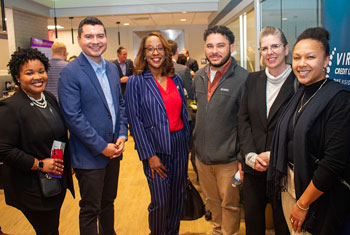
58,17,128,235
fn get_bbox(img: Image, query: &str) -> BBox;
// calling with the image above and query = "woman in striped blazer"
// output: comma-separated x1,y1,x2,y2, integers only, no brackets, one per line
125,32,190,235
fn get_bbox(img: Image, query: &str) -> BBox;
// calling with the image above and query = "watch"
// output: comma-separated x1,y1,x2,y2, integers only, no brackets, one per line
37,160,44,171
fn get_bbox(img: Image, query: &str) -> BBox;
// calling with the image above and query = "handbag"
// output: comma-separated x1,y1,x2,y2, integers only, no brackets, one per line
38,171,62,197
180,178,205,220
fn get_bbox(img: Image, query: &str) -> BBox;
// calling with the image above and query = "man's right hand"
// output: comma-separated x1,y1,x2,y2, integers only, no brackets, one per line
101,143,120,158
148,155,167,179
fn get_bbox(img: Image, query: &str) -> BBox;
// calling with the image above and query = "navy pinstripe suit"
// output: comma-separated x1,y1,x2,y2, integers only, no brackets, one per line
125,69,190,235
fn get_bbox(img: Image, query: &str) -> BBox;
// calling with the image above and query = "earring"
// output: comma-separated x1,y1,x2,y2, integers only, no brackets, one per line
144,57,146,60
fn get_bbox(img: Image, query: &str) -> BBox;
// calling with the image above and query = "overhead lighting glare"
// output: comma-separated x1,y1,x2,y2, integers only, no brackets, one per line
124,23,130,26
182,11,187,14
48,25,64,29
180,19,187,22
282,17,288,21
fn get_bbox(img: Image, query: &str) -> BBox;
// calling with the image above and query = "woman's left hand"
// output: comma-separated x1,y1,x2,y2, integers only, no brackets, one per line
290,203,307,233
42,158,64,175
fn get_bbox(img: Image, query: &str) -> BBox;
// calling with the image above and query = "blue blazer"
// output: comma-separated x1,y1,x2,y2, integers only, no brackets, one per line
58,53,128,169
125,69,190,161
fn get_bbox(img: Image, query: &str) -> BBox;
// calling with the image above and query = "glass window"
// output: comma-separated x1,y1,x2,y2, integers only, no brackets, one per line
227,17,241,66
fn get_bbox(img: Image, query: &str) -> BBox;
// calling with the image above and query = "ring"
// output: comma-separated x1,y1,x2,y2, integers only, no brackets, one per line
290,218,294,224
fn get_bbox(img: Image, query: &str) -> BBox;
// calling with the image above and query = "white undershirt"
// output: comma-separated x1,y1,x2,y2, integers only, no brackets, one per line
265,64,292,117
209,68,217,83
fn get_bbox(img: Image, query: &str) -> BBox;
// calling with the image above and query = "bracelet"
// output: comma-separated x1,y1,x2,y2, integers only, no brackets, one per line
296,200,309,211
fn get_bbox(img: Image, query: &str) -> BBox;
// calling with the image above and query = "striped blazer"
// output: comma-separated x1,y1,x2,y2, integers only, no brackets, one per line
125,69,190,161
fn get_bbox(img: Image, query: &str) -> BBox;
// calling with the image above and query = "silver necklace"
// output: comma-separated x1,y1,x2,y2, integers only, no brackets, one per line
28,93,47,109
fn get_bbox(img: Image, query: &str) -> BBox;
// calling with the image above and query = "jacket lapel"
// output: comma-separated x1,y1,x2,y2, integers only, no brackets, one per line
256,71,268,126
267,72,295,123
78,54,109,111
106,62,119,112
143,69,167,115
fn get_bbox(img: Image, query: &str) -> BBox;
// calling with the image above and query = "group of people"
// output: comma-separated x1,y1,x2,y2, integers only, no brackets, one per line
0,14,349,235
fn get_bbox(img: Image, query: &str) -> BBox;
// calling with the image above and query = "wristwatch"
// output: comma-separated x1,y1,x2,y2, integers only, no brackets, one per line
37,160,44,171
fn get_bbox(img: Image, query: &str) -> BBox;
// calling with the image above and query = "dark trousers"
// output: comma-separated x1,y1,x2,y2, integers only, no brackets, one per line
243,173,290,235
22,208,61,235
143,130,188,235
75,158,120,235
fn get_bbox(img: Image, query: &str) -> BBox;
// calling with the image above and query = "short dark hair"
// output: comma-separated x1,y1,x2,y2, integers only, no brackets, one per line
167,40,177,55
177,54,187,65
8,48,50,85
295,27,330,56
117,46,126,54
204,25,235,44
78,16,106,37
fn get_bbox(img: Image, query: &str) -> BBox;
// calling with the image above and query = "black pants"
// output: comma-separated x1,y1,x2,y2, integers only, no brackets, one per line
75,158,120,235
22,208,61,235
243,173,290,235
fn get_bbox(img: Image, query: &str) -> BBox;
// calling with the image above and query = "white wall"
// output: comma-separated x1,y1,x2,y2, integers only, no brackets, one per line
53,24,208,69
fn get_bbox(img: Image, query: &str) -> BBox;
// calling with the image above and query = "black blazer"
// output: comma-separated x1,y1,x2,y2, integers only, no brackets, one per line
0,89,74,211
238,70,296,176
186,57,199,72
113,59,134,95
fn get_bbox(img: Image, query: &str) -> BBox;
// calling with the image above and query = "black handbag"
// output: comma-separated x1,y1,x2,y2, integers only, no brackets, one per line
181,178,205,220
38,171,62,197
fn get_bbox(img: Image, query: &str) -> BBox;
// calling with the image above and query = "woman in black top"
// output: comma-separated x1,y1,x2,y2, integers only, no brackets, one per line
0,48,74,235
268,27,350,234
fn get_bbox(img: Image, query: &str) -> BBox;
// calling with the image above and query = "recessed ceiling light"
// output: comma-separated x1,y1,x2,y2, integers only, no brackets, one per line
180,19,187,22
182,11,187,14
124,23,130,26
282,17,288,21
47,25,64,29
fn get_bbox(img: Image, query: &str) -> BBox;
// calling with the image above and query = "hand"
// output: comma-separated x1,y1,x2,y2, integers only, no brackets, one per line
42,158,64,175
290,202,308,233
102,143,119,158
148,155,167,179
254,152,269,172
238,161,244,183
112,137,126,159
120,76,129,83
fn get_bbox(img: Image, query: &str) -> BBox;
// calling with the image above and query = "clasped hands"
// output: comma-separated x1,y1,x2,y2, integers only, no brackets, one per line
254,152,270,172
102,137,126,159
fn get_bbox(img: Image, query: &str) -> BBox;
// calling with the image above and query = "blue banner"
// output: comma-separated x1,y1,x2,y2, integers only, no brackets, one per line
323,0,350,86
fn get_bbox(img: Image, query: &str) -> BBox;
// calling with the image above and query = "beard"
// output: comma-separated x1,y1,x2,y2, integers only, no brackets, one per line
206,52,231,68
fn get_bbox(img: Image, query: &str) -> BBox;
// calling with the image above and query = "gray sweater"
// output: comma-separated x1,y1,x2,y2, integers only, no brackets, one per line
193,57,248,165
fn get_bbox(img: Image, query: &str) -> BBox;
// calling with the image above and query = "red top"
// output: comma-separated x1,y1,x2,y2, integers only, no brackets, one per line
155,77,184,132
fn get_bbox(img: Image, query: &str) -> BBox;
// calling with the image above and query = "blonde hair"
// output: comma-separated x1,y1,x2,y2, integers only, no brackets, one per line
51,42,67,55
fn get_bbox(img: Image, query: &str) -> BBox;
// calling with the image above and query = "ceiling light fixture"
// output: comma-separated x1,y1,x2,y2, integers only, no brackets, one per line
69,17,74,44
123,23,130,26
47,25,64,29
180,19,187,22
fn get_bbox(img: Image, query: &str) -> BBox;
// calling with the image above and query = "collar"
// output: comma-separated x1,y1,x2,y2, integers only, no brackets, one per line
206,57,232,77
82,52,106,72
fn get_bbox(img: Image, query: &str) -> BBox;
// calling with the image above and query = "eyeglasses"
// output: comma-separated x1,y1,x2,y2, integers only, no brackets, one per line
259,44,283,53
145,47,164,53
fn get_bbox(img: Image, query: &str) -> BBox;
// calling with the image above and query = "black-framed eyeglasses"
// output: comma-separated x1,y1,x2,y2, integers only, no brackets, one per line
259,43,283,53
145,47,164,53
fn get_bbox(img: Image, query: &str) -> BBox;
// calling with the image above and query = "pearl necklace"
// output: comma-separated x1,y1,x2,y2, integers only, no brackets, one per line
298,79,327,113
28,93,47,109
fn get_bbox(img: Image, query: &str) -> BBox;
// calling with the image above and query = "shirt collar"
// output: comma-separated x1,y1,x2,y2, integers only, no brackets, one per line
82,52,106,73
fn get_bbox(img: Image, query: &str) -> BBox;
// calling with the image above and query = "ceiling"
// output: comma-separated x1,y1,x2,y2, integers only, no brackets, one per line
47,12,214,29
5,0,218,29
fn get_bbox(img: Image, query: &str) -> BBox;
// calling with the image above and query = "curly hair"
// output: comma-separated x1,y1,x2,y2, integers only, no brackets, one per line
204,25,235,45
8,48,50,85
295,27,330,56
133,32,174,77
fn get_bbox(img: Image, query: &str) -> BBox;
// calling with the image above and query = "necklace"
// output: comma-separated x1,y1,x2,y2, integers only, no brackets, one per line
298,79,327,113
28,93,47,109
